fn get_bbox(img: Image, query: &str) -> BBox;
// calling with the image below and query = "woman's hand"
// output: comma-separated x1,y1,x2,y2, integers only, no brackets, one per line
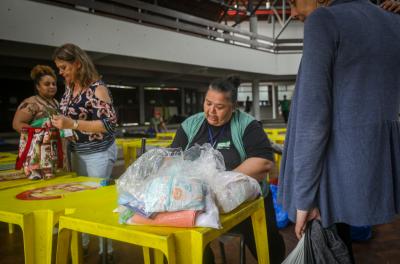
295,208,321,239
51,115,74,129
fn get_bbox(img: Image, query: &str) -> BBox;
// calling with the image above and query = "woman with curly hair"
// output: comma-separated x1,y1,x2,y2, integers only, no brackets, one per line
13,65,58,132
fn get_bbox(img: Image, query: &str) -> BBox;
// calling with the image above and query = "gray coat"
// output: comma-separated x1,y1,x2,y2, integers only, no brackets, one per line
278,0,400,227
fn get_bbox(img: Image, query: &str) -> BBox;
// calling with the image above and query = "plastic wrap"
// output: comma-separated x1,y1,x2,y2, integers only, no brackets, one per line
210,171,261,213
116,143,259,228
195,187,221,228
117,148,182,197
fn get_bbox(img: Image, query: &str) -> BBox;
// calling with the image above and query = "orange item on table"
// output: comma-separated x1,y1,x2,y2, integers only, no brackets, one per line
129,210,198,227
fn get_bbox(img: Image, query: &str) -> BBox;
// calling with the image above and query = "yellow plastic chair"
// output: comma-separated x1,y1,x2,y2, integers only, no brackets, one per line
56,186,270,264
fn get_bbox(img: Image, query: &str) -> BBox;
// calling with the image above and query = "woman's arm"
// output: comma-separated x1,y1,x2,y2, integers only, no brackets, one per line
233,157,274,182
51,115,107,133
12,101,36,133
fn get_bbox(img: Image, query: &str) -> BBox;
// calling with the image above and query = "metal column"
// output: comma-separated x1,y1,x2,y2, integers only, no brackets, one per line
139,86,145,124
272,84,277,119
180,87,185,115
252,80,260,121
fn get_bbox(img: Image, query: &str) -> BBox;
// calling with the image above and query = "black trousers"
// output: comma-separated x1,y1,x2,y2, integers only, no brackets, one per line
282,111,289,123
204,192,286,264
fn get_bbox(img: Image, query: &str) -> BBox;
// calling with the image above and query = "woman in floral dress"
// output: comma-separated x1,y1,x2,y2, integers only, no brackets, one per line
51,43,117,262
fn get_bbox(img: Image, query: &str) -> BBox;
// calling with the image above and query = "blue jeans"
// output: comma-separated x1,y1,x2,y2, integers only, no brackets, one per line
71,143,117,179
70,142,117,254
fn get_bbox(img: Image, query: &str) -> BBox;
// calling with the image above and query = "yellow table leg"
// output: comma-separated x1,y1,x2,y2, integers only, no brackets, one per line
33,210,55,264
22,213,35,264
154,249,165,264
8,223,14,234
251,203,270,264
190,231,205,264
56,227,71,264
70,231,83,264
142,247,151,264
123,143,130,168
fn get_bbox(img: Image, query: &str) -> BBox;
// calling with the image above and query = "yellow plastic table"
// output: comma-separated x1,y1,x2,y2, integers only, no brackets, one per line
0,152,18,171
123,140,172,168
56,186,176,264
264,128,286,144
115,137,138,147
0,175,103,264
0,171,76,234
56,187,270,264
0,171,76,191
0,151,17,162
155,132,176,140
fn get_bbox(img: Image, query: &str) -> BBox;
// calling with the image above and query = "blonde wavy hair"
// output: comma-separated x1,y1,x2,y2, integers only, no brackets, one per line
52,43,99,88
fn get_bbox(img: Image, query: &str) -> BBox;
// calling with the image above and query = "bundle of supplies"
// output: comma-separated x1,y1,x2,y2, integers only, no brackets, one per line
116,144,260,228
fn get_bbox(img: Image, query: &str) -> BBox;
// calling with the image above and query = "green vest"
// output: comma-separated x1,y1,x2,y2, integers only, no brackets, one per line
181,110,254,162
181,110,269,196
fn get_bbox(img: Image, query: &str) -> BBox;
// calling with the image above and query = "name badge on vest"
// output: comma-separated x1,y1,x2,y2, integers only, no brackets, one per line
216,141,231,150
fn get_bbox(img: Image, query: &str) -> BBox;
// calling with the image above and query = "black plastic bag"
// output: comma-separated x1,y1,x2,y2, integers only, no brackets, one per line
305,220,353,264
282,220,352,264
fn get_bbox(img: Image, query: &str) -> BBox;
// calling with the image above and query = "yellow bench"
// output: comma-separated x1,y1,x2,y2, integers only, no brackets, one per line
56,186,270,264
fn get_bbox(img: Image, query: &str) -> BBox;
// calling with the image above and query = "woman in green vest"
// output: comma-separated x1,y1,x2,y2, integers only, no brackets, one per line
171,76,285,264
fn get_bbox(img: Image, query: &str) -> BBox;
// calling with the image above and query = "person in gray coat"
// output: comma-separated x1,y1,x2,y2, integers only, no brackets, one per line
278,0,400,260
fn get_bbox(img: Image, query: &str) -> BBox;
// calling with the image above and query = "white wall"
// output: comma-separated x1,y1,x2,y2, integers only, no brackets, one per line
235,20,304,39
0,0,302,76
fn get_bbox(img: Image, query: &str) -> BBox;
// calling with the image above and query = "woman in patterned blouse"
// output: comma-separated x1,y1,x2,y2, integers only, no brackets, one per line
51,43,117,260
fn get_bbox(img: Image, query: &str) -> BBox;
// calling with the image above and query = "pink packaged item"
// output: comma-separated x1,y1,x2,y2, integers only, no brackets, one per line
128,210,198,227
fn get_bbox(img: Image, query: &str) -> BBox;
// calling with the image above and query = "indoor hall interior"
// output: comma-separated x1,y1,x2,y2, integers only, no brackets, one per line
1,0,400,264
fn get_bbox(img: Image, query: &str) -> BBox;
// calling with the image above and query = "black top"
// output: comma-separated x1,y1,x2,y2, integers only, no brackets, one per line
171,119,273,170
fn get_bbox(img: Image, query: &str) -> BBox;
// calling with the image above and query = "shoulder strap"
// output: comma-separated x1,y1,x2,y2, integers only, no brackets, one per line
15,128,39,170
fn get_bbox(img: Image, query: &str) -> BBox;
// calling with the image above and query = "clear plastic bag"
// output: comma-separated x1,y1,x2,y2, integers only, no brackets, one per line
117,148,182,197
195,187,221,228
116,143,259,227
117,144,223,216
209,171,261,213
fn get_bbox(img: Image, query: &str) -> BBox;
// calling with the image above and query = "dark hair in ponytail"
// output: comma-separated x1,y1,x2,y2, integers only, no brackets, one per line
209,75,241,105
